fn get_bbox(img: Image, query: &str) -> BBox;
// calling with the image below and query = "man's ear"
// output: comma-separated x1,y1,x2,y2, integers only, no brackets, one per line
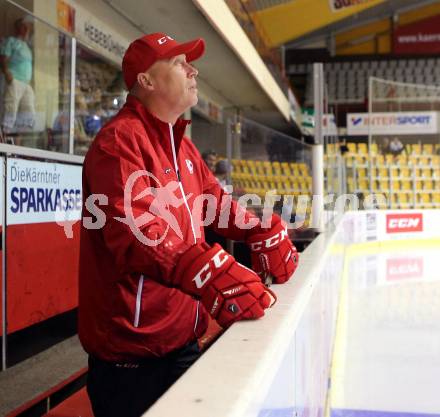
137,72,154,91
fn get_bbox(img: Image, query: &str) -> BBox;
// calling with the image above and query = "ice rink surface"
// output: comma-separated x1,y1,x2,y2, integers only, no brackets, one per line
330,241,440,417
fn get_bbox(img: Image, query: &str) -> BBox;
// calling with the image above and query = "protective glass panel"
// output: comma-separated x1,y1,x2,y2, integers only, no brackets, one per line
0,1,72,152
74,44,127,155
368,77,440,209
230,117,313,233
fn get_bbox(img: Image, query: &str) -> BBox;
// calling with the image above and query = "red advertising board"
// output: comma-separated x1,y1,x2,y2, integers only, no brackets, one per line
393,14,440,55
386,213,423,234
6,222,80,333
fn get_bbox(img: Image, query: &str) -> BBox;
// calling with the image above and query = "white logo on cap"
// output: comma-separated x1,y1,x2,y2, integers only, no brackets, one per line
157,35,174,45
186,159,194,174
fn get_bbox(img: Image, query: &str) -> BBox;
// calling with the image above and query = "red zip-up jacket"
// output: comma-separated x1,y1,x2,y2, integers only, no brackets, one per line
79,95,257,361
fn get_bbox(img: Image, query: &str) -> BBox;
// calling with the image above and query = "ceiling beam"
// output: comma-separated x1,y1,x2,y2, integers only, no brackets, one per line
251,0,386,47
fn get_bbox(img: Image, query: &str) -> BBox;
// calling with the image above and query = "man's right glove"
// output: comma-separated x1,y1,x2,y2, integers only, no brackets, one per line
246,214,299,284
172,243,276,328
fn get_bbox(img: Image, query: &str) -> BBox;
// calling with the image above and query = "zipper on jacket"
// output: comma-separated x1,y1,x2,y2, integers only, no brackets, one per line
193,301,200,336
134,274,144,328
168,123,197,244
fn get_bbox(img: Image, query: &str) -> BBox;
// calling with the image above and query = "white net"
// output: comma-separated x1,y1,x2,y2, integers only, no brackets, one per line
361,77,440,209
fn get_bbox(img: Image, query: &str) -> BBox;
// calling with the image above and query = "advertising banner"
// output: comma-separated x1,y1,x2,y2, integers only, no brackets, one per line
347,112,438,135
6,158,82,333
329,0,381,12
385,212,423,234
393,14,440,55
7,158,82,225
71,1,128,64
302,109,338,136
57,0,75,33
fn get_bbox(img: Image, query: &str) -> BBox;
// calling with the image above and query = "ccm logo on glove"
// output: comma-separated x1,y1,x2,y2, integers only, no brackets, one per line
193,249,230,289
249,228,288,251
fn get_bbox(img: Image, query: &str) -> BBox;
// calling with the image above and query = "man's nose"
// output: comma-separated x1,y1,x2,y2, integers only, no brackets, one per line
186,62,198,77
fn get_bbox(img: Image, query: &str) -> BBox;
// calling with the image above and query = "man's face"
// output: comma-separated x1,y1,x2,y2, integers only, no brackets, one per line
204,154,217,172
16,21,31,39
146,54,198,113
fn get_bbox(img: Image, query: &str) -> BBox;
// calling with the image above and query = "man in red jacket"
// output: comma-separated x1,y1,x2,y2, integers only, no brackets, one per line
79,33,298,417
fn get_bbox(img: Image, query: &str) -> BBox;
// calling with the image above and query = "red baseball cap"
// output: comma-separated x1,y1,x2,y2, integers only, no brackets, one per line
122,33,205,90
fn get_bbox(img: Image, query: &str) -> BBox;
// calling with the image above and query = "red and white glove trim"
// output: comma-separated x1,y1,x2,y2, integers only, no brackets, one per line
246,215,299,284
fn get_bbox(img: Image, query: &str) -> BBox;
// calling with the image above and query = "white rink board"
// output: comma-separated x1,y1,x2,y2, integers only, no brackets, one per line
344,210,440,243
143,210,440,417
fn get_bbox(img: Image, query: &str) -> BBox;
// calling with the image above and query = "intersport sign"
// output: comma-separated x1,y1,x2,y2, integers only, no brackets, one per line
347,112,438,135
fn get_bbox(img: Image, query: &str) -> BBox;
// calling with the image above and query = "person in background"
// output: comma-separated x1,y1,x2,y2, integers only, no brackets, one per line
339,139,349,156
214,159,230,190
389,136,405,158
201,148,217,172
380,137,390,155
0,17,35,140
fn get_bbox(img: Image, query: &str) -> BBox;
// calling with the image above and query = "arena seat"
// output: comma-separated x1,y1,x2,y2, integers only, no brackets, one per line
42,387,93,417
423,144,434,154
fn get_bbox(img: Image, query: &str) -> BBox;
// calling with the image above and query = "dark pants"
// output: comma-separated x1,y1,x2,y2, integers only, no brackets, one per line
87,341,201,417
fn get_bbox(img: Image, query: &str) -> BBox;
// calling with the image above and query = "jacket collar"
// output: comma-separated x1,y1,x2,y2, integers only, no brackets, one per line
124,94,191,154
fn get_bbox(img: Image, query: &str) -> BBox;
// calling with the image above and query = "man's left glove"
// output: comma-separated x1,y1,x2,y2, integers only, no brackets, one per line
246,215,299,284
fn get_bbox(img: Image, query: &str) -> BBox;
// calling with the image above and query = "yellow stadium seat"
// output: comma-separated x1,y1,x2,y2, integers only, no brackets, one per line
375,154,385,164
254,161,266,177
358,168,367,178
385,154,394,164
280,162,291,177
419,156,429,165
422,168,432,178
391,199,399,209
412,144,422,154
289,163,300,177
424,180,433,190
379,167,388,178
408,155,418,165
423,144,434,154
347,143,357,153
358,143,368,154
379,180,389,191
418,193,431,208
354,155,366,165
345,155,354,167
398,193,409,204
401,180,412,191
327,144,336,153
400,167,411,178
359,179,369,190
397,154,407,165
298,163,309,175
272,161,282,176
